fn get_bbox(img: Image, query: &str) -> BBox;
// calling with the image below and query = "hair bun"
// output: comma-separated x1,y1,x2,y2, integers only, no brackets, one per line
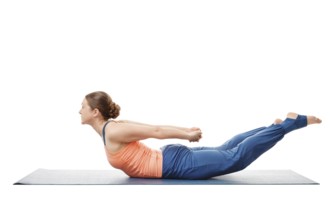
109,102,120,119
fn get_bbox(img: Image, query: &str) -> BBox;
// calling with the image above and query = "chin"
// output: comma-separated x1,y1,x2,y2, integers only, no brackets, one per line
81,120,91,125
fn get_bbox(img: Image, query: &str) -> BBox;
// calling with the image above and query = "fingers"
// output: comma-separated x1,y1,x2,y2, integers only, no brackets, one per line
189,130,202,142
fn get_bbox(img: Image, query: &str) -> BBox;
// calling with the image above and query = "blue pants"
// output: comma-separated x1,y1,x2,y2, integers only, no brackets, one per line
161,115,307,179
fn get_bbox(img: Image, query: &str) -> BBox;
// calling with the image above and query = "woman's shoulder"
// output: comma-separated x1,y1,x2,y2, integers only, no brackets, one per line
105,120,133,139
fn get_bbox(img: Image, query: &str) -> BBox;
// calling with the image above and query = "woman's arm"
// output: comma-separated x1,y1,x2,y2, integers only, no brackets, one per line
109,121,202,143
118,120,191,132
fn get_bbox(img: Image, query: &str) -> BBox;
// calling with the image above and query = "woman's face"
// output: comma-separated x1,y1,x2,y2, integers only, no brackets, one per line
79,98,94,124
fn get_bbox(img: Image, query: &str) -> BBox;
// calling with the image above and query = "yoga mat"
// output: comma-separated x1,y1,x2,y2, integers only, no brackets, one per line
14,169,319,185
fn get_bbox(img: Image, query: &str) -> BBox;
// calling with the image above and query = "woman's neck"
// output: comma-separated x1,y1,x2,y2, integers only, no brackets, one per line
90,119,107,136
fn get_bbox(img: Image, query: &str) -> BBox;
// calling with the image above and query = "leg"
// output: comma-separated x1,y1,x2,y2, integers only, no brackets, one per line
215,126,267,151
161,125,284,179
186,124,285,179
217,112,321,153
164,113,321,179
228,124,285,172
215,117,288,151
190,126,266,151
215,113,318,173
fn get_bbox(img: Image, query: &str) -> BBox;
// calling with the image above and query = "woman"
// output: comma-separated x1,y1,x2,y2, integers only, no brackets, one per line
79,91,322,180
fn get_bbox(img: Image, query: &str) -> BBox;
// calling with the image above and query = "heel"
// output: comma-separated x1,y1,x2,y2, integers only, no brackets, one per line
281,115,307,134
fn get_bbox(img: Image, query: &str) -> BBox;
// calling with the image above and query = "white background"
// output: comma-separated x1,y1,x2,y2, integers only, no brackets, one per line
1,0,329,219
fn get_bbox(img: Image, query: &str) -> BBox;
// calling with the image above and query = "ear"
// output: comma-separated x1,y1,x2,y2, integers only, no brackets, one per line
92,108,100,117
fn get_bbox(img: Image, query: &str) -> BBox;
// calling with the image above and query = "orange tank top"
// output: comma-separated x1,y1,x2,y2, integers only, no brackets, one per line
105,141,163,178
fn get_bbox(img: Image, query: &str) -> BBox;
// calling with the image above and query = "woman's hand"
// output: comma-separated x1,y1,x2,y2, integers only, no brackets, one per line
188,127,202,142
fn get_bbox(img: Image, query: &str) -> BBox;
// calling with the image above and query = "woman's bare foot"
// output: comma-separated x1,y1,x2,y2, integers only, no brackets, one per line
307,116,322,125
287,112,322,125
273,118,283,125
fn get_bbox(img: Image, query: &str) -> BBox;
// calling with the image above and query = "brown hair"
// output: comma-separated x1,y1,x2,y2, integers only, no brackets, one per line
85,91,120,120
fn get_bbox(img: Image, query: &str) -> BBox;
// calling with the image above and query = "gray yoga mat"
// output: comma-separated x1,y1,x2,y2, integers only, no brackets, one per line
13,169,319,185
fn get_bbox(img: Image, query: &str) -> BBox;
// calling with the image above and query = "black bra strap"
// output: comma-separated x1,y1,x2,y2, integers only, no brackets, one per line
102,120,111,145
